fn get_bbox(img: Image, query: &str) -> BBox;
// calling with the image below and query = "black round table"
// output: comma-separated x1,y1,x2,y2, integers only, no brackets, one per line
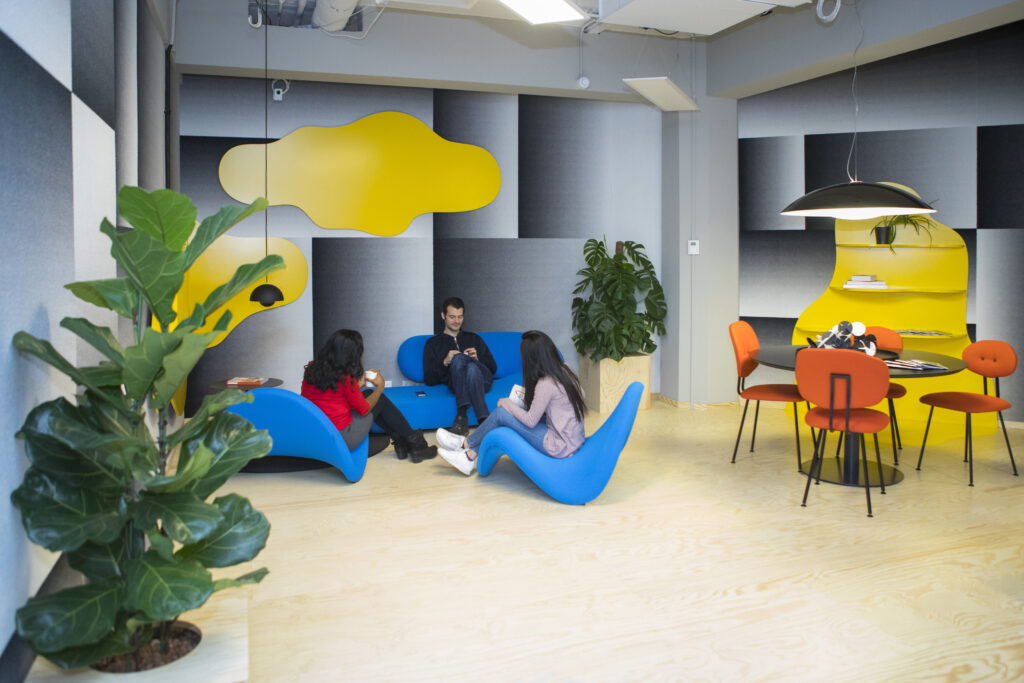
753,345,966,487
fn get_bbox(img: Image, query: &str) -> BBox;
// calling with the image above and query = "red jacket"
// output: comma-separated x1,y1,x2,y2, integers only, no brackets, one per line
300,375,370,431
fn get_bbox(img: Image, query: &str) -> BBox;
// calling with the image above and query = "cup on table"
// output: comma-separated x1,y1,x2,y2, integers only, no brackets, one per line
364,370,378,389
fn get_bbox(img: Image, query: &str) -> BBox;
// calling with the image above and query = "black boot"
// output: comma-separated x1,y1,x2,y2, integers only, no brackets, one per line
403,432,437,463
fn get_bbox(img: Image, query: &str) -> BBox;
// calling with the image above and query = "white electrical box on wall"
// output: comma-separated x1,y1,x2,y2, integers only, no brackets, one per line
687,240,699,255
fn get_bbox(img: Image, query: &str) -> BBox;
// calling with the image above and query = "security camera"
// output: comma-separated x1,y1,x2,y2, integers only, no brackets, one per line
272,87,285,101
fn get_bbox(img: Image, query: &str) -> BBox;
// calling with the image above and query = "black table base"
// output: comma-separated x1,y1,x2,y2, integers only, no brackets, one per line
800,458,904,487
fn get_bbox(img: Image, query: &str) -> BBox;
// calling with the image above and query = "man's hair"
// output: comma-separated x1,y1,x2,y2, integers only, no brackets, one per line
441,296,465,315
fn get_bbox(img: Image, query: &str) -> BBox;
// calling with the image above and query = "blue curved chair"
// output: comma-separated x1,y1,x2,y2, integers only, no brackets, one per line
226,387,369,482
475,382,644,505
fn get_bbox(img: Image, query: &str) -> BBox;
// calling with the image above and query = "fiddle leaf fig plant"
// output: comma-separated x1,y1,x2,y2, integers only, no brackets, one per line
571,238,667,362
10,187,283,671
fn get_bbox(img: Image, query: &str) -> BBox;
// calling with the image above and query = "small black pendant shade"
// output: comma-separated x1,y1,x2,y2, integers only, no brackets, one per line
780,182,936,221
250,283,284,307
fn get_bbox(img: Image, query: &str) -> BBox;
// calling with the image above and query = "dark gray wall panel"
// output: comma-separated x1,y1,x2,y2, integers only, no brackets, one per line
180,135,267,219
978,124,1024,229
311,238,434,384
518,95,660,242
739,22,1024,139
433,90,518,239
432,238,584,371
976,229,1024,420
738,136,805,231
71,0,115,127
739,230,836,319
804,128,976,230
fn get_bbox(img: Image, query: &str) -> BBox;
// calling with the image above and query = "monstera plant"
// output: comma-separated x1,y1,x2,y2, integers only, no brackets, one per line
10,187,283,671
571,238,667,362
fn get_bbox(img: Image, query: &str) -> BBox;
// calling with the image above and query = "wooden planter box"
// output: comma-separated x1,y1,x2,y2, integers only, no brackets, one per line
577,353,651,414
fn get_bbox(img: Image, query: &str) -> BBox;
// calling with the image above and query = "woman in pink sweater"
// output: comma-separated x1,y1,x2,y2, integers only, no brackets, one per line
436,330,586,475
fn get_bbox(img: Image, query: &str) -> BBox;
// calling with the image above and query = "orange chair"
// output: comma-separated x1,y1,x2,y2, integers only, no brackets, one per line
729,321,808,470
796,348,891,517
916,340,1019,486
865,325,907,464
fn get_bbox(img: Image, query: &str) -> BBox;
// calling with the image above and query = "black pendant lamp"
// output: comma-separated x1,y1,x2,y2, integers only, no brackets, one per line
250,7,284,308
780,181,936,221
780,1,936,223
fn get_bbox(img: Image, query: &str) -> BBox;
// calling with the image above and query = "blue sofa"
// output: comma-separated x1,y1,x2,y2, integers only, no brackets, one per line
374,331,525,432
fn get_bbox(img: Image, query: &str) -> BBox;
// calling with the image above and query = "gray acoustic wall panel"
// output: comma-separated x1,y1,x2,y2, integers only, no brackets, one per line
804,128,977,230
180,75,434,139
738,136,805,231
0,24,76,651
432,238,586,377
518,96,661,248
70,0,115,127
976,229,1024,420
739,230,836,319
739,22,1024,139
978,124,1024,229
433,90,518,239
311,238,435,385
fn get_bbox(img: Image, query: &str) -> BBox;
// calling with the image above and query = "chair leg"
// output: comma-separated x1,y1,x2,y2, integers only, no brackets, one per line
792,403,803,472
998,411,1019,476
815,431,827,485
963,416,970,463
874,433,886,495
731,399,750,464
835,432,843,460
916,406,935,470
806,402,820,451
749,401,761,452
889,397,903,450
860,435,873,518
966,414,974,487
802,427,822,507
887,399,899,466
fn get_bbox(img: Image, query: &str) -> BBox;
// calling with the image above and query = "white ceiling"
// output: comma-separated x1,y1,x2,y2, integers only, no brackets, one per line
378,0,813,37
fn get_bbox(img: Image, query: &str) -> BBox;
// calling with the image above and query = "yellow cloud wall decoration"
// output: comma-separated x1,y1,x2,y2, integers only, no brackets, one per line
218,111,501,235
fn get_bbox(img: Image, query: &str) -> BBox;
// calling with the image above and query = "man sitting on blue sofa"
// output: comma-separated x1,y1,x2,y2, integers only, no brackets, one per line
424,297,497,435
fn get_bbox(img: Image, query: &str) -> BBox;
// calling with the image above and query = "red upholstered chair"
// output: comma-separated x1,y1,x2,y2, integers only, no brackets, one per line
917,340,1019,486
796,348,891,517
728,321,808,470
865,325,908,464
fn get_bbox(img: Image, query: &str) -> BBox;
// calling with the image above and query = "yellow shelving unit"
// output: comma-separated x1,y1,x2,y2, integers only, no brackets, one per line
792,191,991,447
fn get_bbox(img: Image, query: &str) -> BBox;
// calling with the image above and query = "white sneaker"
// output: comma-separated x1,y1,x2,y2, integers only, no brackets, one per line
438,447,476,476
435,428,467,451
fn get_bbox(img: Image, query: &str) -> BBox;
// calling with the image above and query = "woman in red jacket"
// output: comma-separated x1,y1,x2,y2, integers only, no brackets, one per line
301,329,436,463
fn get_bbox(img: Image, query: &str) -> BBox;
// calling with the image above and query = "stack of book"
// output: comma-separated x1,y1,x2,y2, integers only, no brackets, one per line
226,376,267,386
843,274,887,289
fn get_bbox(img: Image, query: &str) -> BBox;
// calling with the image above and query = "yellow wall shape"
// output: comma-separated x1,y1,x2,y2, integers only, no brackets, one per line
166,234,307,415
218,112,501,236
793,186,991,447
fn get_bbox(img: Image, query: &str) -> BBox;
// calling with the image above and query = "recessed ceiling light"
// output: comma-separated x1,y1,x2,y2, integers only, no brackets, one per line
496,0,585,25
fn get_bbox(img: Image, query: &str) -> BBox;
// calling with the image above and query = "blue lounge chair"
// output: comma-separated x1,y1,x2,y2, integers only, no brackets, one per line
227,387,369,482
475,382,644,504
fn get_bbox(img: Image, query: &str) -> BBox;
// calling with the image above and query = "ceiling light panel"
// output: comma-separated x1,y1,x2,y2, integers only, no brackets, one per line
497,0,586,24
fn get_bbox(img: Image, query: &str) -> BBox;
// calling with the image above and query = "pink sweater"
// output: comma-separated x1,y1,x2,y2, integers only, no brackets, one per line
503,377,585,458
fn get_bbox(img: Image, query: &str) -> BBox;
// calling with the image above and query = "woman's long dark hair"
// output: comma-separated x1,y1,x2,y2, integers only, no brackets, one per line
303,329,364,391
520,330,585,421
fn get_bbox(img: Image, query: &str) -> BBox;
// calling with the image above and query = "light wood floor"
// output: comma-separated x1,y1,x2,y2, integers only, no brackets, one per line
218,401,1024,681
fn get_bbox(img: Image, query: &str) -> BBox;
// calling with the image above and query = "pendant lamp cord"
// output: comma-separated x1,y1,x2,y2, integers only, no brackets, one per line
844,0,865,183
263,3,270,281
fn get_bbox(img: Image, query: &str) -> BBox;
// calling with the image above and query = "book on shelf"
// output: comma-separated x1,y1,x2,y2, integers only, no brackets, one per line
849,274,877,282
843,280,888,289
226,376,267,386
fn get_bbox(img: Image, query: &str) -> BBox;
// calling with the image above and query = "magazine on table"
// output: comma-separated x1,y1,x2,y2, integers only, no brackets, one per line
508,384,526,409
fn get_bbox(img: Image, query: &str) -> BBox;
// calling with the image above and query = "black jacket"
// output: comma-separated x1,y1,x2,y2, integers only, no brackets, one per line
423,331,497,386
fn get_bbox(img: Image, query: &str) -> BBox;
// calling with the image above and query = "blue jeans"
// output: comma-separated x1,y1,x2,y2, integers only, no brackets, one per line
466,406,548,453
448,352,493,422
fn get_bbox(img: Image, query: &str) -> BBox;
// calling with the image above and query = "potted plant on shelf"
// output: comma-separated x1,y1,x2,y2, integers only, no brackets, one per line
571,238,666,412
11,187,283,673
872,213,936,253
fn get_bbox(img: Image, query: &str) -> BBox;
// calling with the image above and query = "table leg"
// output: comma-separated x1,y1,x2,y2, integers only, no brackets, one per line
800,431,904,487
